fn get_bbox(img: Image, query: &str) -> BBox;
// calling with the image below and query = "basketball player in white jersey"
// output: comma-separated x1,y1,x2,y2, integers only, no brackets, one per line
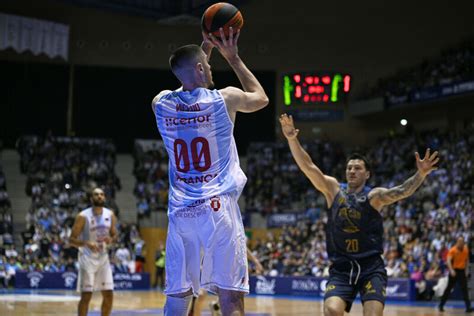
152,27,268,316
70,187,118,316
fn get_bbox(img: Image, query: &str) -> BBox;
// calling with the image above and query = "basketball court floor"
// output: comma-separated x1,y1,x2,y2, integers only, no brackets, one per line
0,289,470,315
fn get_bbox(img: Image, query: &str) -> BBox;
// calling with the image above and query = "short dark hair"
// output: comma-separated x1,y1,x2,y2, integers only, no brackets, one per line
169,44,203,72
346,153,371,173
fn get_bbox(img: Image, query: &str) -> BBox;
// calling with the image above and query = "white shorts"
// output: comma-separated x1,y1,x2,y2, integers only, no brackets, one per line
77,254,114,292
164,192,249,296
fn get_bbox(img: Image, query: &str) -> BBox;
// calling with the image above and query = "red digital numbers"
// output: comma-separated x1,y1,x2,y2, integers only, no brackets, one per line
287,73,350,104
295,74,330,103
322,76,331,84
173,137,212,173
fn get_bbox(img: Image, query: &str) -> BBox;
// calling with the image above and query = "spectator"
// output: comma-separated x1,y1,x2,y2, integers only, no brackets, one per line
154,243,166,289
115,243,131,268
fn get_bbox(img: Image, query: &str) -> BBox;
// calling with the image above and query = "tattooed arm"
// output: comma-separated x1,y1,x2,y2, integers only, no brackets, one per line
369,172,426,211
369,148,439,211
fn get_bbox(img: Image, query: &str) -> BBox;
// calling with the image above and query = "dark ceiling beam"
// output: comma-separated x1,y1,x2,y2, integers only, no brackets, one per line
58,0,247,20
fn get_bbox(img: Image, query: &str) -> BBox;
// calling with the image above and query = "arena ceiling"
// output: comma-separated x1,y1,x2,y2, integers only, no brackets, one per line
59,0,247,22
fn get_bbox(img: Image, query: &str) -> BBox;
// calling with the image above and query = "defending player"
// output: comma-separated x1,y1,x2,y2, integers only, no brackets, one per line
280,114,439,316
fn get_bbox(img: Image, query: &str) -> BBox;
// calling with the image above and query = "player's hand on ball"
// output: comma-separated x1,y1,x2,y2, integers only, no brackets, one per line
280,114,299,140
202,31,214,48
208,27,240,60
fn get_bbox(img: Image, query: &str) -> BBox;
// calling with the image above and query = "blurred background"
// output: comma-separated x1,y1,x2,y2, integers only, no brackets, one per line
0,0,473,308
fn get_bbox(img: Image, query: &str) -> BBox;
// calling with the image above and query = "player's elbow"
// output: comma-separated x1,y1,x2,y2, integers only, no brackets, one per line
244,96,269,113
250,95,268,112
260,95,269,108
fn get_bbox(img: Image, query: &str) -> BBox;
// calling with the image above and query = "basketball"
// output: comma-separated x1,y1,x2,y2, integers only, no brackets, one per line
201,2,244,39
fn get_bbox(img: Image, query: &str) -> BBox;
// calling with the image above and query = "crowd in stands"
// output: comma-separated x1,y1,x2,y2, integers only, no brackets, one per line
129,118,473,300
359,40,474,101
0,135,145,288
0,160,15,288
247,120,473,300
130,121,473,299
244,141,346,216
132,140,169,218
1,117,472,300
18,134,121,208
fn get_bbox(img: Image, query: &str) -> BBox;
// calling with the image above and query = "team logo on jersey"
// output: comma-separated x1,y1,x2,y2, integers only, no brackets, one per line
164,114,211,127
364,281,376,294
210,196,221,212
338,207,361,233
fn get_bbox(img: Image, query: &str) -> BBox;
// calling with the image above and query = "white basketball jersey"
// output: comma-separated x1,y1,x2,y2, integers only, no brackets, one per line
79,207,112,259
154,88,247,212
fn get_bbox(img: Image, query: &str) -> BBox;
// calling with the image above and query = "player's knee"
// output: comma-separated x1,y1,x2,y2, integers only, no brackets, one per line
362,300,383,316
168,288,194,298
80,292,93,304
324,302,344,316
164,292,193,316
102,290,113,302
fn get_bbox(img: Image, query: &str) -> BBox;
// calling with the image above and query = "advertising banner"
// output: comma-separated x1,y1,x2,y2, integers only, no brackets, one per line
386,79,474,107
250,276,415,301
15,272,150,290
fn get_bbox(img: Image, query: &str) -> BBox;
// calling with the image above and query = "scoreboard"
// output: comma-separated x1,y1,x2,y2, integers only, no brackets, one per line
283,73,351,105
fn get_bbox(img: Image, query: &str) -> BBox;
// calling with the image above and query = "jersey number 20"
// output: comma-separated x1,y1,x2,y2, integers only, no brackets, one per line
345,239,359,253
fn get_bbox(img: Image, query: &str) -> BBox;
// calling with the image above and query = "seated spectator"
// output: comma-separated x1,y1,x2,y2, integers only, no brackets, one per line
115,243,131,268
5,245,18,259
0,265,7,288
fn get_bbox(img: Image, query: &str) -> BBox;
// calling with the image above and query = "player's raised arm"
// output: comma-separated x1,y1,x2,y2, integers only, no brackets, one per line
279,114,339,205
369,148,439,211
207,28,269,114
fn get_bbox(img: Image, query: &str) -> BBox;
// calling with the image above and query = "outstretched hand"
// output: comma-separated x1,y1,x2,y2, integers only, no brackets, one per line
207,27,240,61
415,148,439,177
279,113,299,140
